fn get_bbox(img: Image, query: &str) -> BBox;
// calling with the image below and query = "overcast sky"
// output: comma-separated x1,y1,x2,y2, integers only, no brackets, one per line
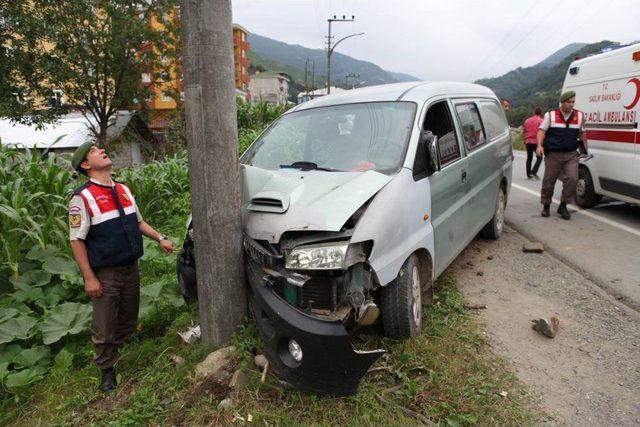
232,0,639,82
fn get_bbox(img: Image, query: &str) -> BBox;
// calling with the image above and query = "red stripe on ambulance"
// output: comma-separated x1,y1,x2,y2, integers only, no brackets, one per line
585,129,638,144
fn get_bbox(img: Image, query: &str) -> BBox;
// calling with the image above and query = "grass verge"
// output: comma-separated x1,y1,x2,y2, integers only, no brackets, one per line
3,276,540,426
512,131,525,151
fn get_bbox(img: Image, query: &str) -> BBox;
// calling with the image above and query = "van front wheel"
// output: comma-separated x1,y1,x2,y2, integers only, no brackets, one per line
381,254,422,339
480,186,506,240
576,167,602,208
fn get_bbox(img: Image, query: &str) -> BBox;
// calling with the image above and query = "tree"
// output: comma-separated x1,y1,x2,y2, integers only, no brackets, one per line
182,0,246,346
0,0,177,144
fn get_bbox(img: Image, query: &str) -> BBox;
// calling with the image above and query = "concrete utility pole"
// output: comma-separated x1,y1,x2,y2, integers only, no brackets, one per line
325,15,363,94
181,0,246,346
304,57,309,94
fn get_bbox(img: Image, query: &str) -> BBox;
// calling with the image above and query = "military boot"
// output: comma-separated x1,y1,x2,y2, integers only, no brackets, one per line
541,204,550,217
557,202,571,220
99,367,117,392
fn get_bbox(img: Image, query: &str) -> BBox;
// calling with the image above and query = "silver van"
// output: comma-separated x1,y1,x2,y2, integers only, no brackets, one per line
178,82,512,395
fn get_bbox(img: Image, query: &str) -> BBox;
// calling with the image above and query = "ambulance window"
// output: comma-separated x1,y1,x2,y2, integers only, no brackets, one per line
455,103,486,151
423,101,460,167
479,100,509,140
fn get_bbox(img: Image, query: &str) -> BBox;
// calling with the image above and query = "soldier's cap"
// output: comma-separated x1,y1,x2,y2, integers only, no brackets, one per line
560,90,576,103
71,141,94,171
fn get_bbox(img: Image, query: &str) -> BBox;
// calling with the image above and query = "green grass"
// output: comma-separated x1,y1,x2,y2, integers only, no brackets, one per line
512,131,525,151
2,276,540,426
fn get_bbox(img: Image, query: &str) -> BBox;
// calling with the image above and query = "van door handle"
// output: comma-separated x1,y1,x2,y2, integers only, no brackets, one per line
461,170,467,183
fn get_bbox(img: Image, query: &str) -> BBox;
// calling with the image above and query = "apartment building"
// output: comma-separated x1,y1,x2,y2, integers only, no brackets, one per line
233,24,250,96
147,6,250,141
248,72,290,106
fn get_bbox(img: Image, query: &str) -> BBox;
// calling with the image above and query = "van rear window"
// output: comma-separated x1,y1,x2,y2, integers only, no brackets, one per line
479,100,509,140
455,103,486,151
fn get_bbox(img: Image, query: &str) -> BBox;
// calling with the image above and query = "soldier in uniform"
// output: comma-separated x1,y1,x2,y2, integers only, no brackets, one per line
68,142,174,392
536,91,586,220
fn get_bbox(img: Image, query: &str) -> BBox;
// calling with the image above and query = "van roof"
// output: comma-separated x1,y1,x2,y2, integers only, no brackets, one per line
292,81,496,111
565,42,640,83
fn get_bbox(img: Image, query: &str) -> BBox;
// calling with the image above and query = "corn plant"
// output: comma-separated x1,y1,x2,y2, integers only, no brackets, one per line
116,152,191,226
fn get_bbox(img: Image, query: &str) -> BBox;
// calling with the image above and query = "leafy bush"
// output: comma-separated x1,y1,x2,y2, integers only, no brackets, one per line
0,145,186,394
156,98,286,155
116,152,191,228
0,146,89,390
0,97,285,394
236,97,287,131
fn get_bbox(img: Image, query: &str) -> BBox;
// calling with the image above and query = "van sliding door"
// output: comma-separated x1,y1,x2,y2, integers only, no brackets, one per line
424,100,470,276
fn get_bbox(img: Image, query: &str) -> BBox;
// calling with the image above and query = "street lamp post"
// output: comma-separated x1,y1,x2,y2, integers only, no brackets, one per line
326,15,363,95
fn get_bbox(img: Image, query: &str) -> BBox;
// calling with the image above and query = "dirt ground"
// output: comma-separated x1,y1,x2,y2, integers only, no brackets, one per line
451,226,640,426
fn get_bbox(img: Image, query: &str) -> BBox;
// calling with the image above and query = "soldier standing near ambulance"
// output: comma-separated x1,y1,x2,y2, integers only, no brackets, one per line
68,141,174,392
536,91,586,220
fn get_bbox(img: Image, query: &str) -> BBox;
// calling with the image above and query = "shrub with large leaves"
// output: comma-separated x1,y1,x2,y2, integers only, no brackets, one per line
39,303,92,345
0,100,287,392
0,313,38,344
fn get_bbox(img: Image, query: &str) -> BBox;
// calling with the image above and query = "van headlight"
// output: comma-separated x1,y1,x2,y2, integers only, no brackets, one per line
286,242,348,270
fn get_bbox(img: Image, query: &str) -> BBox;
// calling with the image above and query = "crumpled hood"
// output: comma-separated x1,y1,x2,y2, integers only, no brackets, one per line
241,165,392,243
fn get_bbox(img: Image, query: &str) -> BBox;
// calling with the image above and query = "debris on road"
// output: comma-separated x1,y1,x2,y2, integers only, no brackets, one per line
169,354,185,368
531,316,560,338
253,354,268,370
194,346,236,379
230,369,248,389
217,397,233,411
522,242,545,253
464,303,488,310
260,361,270,384
178,324,201,344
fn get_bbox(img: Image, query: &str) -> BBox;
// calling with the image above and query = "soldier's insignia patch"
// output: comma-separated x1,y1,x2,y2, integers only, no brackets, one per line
69,214,82,228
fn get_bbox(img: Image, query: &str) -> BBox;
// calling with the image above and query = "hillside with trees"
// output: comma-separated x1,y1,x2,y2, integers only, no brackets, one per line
476,41,619,125
247,33,419,101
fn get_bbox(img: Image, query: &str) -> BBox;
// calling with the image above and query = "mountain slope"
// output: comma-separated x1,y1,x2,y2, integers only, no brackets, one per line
536,43,587,67
477,40,619,125
474,43,587,102
247,33,419,89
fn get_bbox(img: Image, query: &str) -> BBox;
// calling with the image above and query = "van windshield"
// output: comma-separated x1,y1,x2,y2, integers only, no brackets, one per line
241,102,417,175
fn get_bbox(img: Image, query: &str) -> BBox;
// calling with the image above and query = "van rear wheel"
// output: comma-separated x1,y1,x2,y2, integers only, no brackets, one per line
576,167,602,208
480,186,506,240
381,254,422,339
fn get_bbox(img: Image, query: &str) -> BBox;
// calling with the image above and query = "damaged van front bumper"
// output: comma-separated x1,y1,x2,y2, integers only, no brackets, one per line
245,257,385,396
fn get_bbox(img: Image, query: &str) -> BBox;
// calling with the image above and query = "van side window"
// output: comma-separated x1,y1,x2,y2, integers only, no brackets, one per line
423,101,460,167
479,100,509,140
455,103,486,151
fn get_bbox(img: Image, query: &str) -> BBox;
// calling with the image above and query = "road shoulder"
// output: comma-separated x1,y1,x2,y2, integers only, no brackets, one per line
451,227,640,426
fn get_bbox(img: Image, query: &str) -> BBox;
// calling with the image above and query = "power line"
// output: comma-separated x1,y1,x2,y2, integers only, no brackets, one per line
533,0,611,62
468,0,539,81
472,5,559,82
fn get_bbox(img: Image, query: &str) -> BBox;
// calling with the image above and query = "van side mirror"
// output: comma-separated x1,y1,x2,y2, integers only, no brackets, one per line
419,131,439,175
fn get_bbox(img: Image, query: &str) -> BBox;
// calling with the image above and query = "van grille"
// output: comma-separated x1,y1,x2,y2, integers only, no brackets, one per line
299,276,343,311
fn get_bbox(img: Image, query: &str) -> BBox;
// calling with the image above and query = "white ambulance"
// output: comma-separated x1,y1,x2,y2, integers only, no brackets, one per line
561,43,640,208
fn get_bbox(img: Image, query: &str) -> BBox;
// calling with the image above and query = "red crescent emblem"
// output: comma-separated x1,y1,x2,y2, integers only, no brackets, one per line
623,77,640,110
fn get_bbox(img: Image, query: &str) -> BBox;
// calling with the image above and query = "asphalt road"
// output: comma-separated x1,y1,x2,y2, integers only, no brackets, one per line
505,151,640,310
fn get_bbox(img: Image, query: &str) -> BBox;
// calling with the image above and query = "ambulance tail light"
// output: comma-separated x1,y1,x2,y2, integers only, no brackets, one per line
632,51,640,61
